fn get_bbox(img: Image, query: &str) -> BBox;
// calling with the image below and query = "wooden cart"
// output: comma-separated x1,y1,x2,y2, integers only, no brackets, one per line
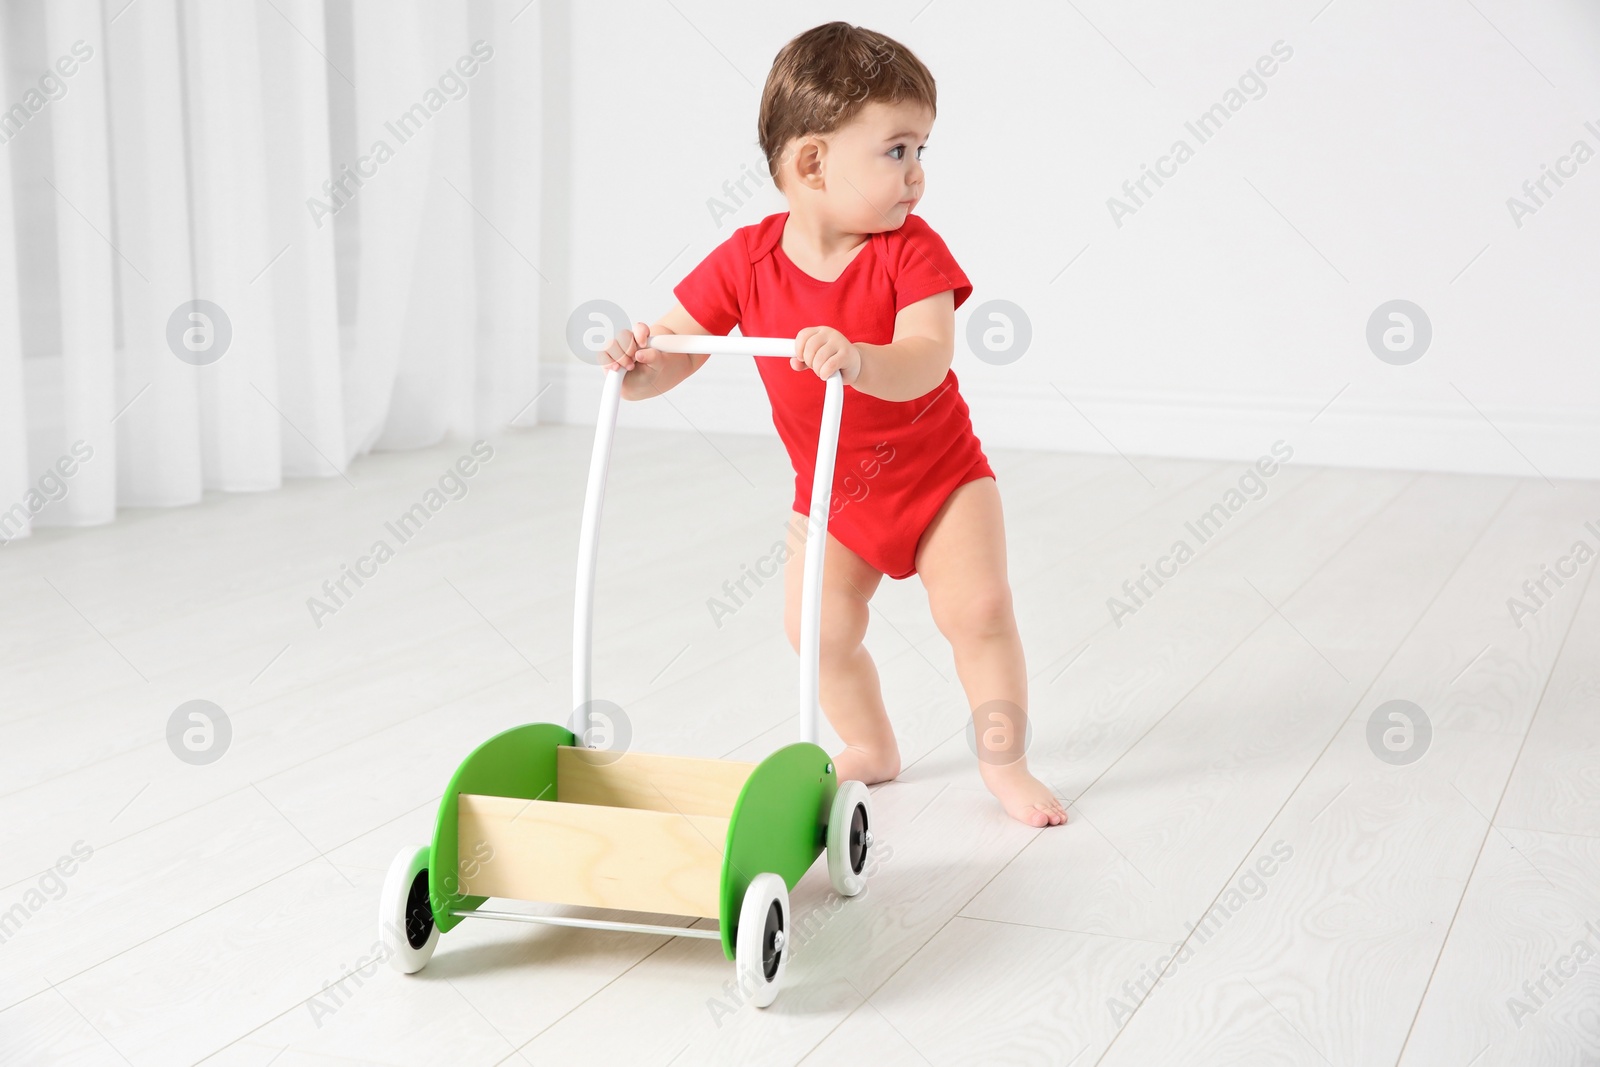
378,335,874,1006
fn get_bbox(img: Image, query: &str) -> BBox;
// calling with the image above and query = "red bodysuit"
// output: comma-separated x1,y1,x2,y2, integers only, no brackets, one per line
673,211,994,580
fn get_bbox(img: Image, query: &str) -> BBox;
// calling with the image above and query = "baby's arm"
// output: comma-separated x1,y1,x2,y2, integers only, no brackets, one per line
601,304,718,401
850,290,956,402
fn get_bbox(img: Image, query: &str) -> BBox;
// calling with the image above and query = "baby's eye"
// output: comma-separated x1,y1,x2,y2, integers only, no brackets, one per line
889,144,927,161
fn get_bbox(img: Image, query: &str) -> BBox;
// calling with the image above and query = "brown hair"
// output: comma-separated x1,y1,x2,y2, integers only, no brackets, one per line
758,22,937,187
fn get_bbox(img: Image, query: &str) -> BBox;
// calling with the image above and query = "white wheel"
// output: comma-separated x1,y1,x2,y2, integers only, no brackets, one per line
827,780,873,897
380,845,438,973
735,872,790,1008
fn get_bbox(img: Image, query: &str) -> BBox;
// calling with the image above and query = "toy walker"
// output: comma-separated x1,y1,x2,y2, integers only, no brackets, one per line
379,335,874,1006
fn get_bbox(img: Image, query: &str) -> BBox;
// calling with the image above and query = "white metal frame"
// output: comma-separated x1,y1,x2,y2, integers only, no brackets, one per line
572,334,843,747
450,908,723,940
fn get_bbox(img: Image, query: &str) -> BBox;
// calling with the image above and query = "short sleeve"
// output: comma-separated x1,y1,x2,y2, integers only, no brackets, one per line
673,229,748,335
892,214,972,312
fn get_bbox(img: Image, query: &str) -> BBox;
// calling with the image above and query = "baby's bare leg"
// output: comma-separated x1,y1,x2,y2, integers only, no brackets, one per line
783,511,898,784
915,477,1067,828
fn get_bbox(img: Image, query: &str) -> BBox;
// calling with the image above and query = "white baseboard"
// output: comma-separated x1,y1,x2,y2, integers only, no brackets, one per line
538,362,1600,483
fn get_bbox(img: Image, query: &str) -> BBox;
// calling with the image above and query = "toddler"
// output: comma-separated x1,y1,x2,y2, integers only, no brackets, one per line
601,22,1066,828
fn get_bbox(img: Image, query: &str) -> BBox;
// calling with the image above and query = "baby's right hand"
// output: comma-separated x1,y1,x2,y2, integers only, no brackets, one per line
600,321,666,380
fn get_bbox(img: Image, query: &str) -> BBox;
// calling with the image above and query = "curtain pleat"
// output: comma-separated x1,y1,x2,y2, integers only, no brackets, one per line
0,20,27,536
259,0,347,479
108,0,203,507
372,0,477,453
185,1,284,491
346,2,431,456
43,0,116,524
477,0,541,435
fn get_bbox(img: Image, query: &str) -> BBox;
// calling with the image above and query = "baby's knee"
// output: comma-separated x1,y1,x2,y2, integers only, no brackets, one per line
785,612,858,657
933,583,1015,644
786,594,870,659
818,622,870,667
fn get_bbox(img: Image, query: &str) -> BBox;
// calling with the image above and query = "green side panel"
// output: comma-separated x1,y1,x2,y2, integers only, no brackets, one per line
719,741,837,960
429,721,575,934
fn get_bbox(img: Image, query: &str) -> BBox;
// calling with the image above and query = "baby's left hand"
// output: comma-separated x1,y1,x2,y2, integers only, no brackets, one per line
793,326,862,385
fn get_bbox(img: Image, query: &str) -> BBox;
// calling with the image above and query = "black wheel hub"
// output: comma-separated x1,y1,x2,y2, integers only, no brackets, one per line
762,899,784,980
848,802,869,875
405,868,435,950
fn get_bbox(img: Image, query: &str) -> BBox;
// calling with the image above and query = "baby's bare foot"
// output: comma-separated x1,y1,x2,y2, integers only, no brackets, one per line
832,743,900,786
978,760,1068,827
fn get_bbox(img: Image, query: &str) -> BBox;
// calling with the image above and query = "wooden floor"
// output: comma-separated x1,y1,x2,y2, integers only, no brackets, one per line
2,422,1598,1067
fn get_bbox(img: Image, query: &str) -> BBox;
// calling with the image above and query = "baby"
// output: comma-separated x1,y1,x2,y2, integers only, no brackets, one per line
601,22,1066,828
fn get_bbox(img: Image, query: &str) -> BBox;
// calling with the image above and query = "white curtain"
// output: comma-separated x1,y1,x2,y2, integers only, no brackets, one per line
0,0,541,538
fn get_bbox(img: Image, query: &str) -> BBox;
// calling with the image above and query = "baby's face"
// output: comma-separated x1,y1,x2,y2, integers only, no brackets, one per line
793,99,933,232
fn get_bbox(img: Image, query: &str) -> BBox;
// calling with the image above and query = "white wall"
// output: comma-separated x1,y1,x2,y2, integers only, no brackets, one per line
539,0,1600,481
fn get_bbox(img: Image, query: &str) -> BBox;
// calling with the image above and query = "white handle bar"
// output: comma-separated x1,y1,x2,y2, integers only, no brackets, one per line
573,336,843,748
644,334,797,358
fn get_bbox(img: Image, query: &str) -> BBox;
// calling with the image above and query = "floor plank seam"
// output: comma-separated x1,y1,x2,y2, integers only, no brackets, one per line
1087,474,1516,1065
1392,555,1599,1066
0,651,537,804
0,792,445,1017
1,853,329,1018
949,912,1180,946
